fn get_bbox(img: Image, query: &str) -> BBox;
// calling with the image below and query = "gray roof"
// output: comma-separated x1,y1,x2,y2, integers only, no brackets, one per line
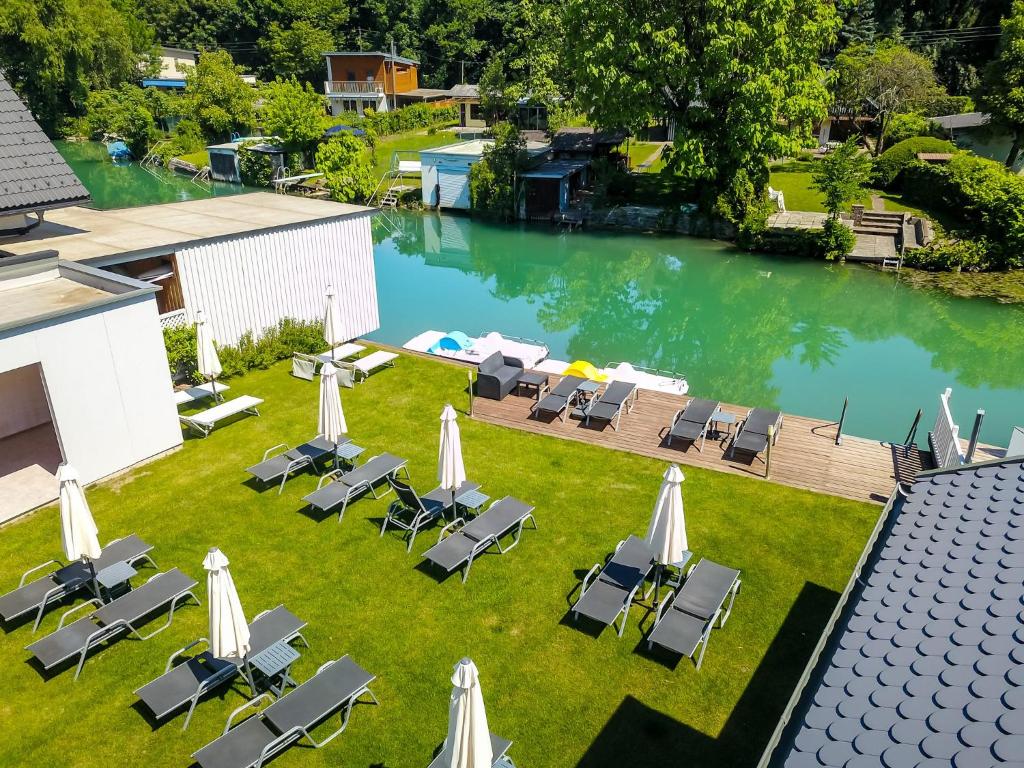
449,83,480,99
322,51,419,67
0,74,90,216
930,112,991,131
551,127,629,152
765,457,1024,768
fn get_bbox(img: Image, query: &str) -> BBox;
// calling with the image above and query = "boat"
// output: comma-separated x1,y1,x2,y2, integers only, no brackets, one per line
404,330,550,369
536,359,689,396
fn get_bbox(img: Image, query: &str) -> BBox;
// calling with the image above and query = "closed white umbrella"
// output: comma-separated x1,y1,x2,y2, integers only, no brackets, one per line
445,658,492,768
57,463,102,562
324,287,344,360
319,362,348,443
645,464,688,565
438,404,466,508
203,547,250,660
196,310,222,396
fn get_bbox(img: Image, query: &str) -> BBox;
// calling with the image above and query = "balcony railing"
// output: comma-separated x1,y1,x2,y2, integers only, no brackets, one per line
325,80,385,95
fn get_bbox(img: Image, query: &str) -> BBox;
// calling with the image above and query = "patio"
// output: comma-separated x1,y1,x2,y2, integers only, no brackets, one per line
0,352,878,767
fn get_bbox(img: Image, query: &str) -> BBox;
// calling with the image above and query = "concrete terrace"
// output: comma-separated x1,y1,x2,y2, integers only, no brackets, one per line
766,210,897,262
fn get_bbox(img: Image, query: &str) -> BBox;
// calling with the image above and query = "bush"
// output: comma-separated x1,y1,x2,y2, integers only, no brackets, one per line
238,141,276,186
315,133,375,203
873,137,957,187
163,325,199,383
818,218,857,260
902,239,993,271
713,169,775,249
334,103,458,138
884,113,944,145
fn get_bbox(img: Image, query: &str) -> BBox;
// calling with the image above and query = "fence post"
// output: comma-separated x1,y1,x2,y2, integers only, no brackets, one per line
766,425,774,479
965,409,985,464
467,370,474,416
836,396,848,446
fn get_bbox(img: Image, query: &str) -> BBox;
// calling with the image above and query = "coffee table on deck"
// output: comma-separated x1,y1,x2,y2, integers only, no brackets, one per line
517,371,549,399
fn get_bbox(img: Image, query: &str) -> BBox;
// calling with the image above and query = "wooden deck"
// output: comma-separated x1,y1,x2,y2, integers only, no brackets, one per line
472,385,931,505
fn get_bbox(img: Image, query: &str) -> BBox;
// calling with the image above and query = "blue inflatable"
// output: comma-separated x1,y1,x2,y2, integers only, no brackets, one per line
428,331,474,354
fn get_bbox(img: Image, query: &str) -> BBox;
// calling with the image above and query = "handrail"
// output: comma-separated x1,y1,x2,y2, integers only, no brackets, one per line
929,387,964,469
902,408,922,457
324,80,385,94
835,396,848,446
604,361,686,381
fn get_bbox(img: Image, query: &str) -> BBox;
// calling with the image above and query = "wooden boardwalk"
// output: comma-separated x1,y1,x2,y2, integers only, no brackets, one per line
472,385,931,505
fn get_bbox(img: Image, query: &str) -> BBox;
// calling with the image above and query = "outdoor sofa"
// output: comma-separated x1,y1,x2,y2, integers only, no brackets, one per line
476,351,524,400
245,436,347,494
381,477,481,552
728,408,783,461
135,605,308,730
530,375,586,423
666,398,721,452
572,535,656,638
0,533,155,632
191,655,378,768
25,568,199,680
647,558,741,669
180,395,264,437
302,453,409,522
421,496,536,582
585,381,637,431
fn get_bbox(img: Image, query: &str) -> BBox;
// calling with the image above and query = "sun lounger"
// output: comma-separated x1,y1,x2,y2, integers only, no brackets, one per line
428,733,513,768
192,655,378,768
647,559,741,669
246,436,345,494
180,395,264,437
25,568,199,680
342,350,398,383
302,453,409,521
585,381,637,431
173,382,231,407
572,535,656,638
0,534,156,632
421,497,536,583
135,605,308,730
316,343,365,364
667,398,720,451
728,408,783,460
531,375,586,423
381,478,481,552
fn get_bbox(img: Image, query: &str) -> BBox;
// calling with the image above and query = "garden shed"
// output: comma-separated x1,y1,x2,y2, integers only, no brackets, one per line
419,140,493,210
206,138,285,183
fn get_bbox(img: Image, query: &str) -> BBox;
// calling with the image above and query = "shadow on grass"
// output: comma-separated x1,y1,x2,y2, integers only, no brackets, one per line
575,581,838,768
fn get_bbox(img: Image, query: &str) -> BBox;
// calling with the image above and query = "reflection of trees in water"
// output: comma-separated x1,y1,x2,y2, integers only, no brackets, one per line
377,212,1024,403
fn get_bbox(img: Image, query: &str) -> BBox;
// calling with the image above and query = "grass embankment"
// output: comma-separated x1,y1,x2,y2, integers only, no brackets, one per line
370,130,462,181
0,353,877,767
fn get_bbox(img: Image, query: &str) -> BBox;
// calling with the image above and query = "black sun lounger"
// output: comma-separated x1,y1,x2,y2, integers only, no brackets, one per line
246,436,345,494
530,375,586,423
0,534,156,632
667,398,720,451
428,733,513,768
25,568,199,681
647,558,741,669
728,408,783,460
135,605,309,730
192,655,378,768
421,497,536,583
585,381,637,431
572,535,656,638
381,477,481,552
302,453,409,522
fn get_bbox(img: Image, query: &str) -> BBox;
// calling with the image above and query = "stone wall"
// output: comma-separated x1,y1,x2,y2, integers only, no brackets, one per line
587,205,737,239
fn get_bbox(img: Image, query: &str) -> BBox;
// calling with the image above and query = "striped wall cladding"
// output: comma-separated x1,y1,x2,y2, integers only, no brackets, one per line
175,215,379,346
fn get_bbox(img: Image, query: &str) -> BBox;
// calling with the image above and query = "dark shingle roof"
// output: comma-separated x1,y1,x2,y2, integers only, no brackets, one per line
766,458,1024,768
0,74,90,216
929,112,991,131
551,127,629,152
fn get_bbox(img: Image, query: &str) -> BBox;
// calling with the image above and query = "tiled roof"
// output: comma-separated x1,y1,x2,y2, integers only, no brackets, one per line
0,74,90,215
766,458,1024,768
929,112,991,131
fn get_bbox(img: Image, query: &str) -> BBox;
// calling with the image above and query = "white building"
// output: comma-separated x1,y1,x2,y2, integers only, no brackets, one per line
420,139,552,210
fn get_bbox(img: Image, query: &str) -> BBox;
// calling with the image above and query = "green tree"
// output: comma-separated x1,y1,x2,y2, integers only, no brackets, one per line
468,121,525,219
315,133,375,202
83,84,158,155
833,42,945,154
564,0,838,201
260,77,327,156
840,0,877,46
812,139,873,218
978,1,1024,168
0,0,155,134
180,49,256,140
259,21,336,85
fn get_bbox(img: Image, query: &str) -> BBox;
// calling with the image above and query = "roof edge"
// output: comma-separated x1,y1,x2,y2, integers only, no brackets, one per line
915,453,1021,479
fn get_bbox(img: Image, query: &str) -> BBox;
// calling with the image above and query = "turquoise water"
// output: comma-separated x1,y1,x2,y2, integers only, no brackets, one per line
55,140,251,210
369,211,1024,446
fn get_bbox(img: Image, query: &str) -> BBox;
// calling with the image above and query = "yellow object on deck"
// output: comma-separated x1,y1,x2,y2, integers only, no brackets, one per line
563,360,607,382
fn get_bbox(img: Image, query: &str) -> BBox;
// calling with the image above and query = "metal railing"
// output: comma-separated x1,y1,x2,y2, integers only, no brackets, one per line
929,387,965,469
835,396,848,445
324,80,385,94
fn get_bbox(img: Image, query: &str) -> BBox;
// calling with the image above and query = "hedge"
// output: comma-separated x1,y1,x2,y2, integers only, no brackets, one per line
873,137,957,187
331,103,458,139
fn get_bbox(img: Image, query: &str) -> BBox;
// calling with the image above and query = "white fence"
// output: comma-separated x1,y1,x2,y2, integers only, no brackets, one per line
158,309,188,330
929,387,965,469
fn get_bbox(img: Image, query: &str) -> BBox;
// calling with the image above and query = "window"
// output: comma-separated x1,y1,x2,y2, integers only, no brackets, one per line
469,103,482,120
347,70,356,81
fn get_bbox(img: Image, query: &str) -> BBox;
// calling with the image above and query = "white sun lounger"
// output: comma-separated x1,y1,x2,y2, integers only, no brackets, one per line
179,395,264,437
316,343,365,364
344,351,398,382
173,382,231,407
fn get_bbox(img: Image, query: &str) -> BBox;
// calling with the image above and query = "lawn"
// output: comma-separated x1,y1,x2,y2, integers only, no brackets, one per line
621,141,664,170
0,353,879,768
370,130,462,181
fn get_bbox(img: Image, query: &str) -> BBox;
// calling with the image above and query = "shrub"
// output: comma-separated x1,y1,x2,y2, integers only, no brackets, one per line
713,169,775,249
884,113,944,145
873,137,957,187
902,239,993,271
238,141,276,186
818,218,857,260
336,103,458,138
315,133,375,203
163,325,199,383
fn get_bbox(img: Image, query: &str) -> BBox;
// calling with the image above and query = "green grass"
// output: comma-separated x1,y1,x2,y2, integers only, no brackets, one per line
370,130,462,181
622,141,664,170
0,354,878,767
175,150,209,169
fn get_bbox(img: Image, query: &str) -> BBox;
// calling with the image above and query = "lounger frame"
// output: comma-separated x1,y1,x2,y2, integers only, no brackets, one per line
573,538,655,638
308,454,410,522
667,399,721,452
728,408,783,461
380,478,448,552
179,396,263,437
425,498,537,583
247,438,336,494
584,382,638,431
530,376,585,423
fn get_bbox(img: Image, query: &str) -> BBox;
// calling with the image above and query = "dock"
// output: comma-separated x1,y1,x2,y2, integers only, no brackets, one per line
472,385,931,505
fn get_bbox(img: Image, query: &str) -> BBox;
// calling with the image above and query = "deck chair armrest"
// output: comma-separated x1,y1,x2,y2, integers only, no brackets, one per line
316,469,345,490
669,409,684,427
224,693,274,735
166,637,211,673
579,563,602,597
19,559,64,587
262,444,289,461
57,598,101,629
437,517,466,543
654,587,678,626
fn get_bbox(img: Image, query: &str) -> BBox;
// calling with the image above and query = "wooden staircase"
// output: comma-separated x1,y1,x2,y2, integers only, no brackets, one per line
849,207,933,270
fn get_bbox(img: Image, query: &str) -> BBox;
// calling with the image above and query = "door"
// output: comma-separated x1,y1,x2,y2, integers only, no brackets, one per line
438,168,471,210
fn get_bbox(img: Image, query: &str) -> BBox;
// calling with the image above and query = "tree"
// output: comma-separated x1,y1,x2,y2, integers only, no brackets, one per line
315,133,375,202
83,85,158,155
260,78,327,156
839,0,877,47
468,121,525,219
180,49,256,140
259,22,336,86
833,42,946,154
564,0,838,204
978,1,1024,168
812,139,873,218
0,0,155,134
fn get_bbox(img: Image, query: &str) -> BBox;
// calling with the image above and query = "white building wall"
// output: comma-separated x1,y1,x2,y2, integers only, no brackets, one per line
0,295,182,487
175,215,379,346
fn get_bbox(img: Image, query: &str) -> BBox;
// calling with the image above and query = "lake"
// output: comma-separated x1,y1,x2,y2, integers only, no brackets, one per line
368,211,1024,446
